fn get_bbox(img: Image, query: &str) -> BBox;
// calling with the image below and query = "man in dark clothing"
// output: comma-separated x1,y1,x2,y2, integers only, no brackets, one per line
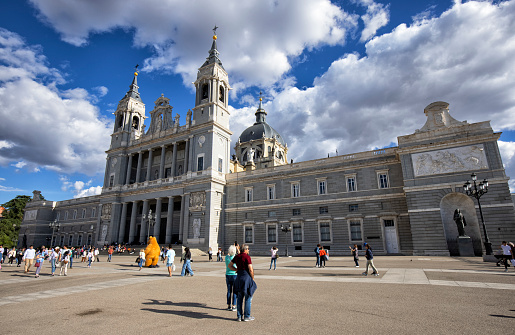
362,243,379,276
229,244,257,322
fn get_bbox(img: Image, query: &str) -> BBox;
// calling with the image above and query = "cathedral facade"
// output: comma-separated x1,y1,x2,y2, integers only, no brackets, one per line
19,34,515,256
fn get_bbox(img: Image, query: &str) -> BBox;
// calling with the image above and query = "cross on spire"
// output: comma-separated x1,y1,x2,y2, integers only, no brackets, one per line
213,25,218,35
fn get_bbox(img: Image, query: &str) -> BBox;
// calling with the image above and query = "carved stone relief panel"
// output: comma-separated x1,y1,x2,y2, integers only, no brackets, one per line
101,204,112,218
189,191,206,210
412,144,488,177
25,210,37,221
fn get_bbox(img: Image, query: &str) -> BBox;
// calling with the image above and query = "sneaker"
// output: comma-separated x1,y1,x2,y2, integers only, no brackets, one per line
373,273,379,276
227,306,232,311
232,306,237,311
243,316,255,322
362,272,367,276
504,269,509,272
237,317,243,322
355,265,359,267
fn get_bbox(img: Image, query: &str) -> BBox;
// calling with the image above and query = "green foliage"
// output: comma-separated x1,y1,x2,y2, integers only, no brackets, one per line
1,195,32,248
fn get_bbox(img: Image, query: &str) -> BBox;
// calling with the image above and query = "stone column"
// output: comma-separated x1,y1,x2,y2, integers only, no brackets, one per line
159,145,166,179
171,142,178,177
135,151,143,183
181,194,190,242
118,202,128,243
128,201,138,244
184,139,189,174
139,200,149,244
125,154,133,184
165,196,174,244
95,204,102,245
154,198,162,242
108,203,121,244
146,148,153,181
103,158,109,188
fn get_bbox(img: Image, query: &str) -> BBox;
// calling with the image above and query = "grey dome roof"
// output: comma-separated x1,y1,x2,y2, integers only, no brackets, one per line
238,99,286,146
239,122,286,146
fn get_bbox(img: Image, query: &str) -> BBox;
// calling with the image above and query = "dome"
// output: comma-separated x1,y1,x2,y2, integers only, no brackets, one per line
238,99,286,146
239,122,286,146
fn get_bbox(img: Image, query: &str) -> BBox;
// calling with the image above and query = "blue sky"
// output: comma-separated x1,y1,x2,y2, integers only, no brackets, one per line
1,0,515,204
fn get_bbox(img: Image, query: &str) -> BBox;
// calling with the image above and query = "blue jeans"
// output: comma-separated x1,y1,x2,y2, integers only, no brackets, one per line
269,257,276,269
108,254,112,262
181,259,194,276
315,254,320,266
51,259,56,274
70,256,73,268
88,258,92,267
138,258,144,268
237,291,253,319
226,275,237,306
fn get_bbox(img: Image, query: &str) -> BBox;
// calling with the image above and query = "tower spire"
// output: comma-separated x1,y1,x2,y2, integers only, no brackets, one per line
202,25,224,69
124,65,142,102
255,91,267,124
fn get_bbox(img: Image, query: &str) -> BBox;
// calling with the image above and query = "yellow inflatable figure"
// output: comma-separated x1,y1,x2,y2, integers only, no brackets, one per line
145,236,160,267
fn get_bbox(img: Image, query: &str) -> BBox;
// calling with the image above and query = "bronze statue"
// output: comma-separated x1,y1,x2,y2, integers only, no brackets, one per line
453,209,467,236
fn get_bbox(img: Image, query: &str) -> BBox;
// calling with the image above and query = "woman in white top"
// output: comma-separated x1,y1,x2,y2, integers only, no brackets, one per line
269,246,279,270
139,249,146,271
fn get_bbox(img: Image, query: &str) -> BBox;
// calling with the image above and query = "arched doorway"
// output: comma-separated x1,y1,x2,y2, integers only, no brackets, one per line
440,193,482,256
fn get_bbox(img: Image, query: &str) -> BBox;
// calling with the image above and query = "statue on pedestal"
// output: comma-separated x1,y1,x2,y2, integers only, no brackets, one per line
453,208,467,236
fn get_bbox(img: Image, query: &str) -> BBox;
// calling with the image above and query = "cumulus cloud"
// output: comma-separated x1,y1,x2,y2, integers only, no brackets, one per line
0,29,112,175
29,0,358,89
355,0,390,42
498,141,515,192
230,1,515,165
59,176,102,198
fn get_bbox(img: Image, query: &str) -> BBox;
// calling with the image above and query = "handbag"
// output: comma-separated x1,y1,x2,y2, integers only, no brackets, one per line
35,262,40,267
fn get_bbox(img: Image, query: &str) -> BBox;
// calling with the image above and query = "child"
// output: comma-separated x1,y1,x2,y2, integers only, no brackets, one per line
349,244,359,267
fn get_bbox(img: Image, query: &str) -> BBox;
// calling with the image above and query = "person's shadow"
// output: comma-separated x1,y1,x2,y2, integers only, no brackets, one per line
141,299,234,320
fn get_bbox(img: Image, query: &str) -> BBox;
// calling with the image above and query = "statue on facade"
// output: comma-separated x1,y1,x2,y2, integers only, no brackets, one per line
32,190,42,201
248,148,255,164
453,209,467,236
192,218,201,239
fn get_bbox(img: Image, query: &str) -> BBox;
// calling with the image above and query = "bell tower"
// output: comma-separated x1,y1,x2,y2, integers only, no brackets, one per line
192,26,230,130
110,70,146,149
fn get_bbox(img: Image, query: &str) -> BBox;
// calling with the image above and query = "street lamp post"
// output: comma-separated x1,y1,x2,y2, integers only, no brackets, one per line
280,224,292,257
463,173,492,255
142,209,155,243
48,219,60,248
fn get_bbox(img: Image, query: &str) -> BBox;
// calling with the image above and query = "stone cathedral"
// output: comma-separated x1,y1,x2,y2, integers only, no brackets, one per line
20,32,515,256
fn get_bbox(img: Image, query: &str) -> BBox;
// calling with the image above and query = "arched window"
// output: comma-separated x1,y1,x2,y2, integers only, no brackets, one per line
219,85,225,103
117,115,123,128
202,84,209,99
132,116,139,129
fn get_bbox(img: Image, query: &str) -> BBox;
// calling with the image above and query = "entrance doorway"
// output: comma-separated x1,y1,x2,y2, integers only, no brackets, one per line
383,219,399,253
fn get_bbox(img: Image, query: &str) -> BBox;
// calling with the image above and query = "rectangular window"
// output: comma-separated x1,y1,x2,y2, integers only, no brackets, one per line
68,235,73,246
64,211,68,220
267,225,277,243
82,209,86,219
60,235,65,246
349,204,359,212
244,226,253,244
73,210,77,220
165,167,171,178
377,170,390,189
197,156,204,171
293,223,303,243
384,219,395,227
245,188,253,202
291,182,300,198
292,208,301,216
77,234,83,246
349,220,362,241
268,211,276,218
319,206,328,214
91,207,96,218
56,212,60,221
320,222,331,242
318,180,327,195
347,176,356,192
218,158,223,172
109,175,115,187
87,234,92,246
267,185,275,200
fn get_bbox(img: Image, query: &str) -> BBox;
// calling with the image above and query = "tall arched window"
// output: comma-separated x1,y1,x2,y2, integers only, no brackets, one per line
219,85,225,103
132,116,139,129
202,84,209,99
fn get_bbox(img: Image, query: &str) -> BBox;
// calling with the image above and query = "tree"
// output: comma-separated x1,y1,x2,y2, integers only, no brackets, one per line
1,195,32,247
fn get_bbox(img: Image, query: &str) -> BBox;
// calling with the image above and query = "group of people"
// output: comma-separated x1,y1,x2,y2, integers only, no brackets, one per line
314,243,379,276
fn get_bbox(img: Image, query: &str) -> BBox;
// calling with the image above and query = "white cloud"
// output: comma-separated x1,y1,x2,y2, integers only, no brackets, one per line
230,1,515,165
0,29,112,175
94,86,108,97
498,141,515,192
59,175,102,198
29,0,359,89
0,177,5,181
355,0,390,42
74,185,102,198
0,185,24,192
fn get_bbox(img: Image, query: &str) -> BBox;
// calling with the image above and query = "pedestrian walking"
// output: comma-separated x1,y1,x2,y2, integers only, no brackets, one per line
108,245,113,262
225,245,237,311
87,249,94,268
138,249,145,271
228,244,257,322
23,245,36,273
34,248,45,278
69,247,74,268
94,248,100,262
180,247,194,276
16,248,24,267
217,247,223,262
500,241,512,272
314,244,321,267
59,247,70,276
362,243,379,276
509,242,515,268
269,246,278,270
8,247,16,266
319,246,327,268
208,247,213,262
50,247,59,276
163,245,176,277
350,244,359,267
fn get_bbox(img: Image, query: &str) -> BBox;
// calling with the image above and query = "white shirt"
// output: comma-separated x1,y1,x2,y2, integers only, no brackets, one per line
0,247,4,254
501,244,512,255
94,249,99,256
23,248,36,259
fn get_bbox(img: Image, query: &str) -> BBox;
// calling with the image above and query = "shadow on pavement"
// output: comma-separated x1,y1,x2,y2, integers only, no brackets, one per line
141,308,235,320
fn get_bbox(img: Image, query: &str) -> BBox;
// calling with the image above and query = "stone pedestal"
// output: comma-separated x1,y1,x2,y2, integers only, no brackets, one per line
457,236,475,256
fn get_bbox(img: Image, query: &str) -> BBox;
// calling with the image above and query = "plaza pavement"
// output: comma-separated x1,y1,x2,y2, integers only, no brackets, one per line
0,254,514,334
